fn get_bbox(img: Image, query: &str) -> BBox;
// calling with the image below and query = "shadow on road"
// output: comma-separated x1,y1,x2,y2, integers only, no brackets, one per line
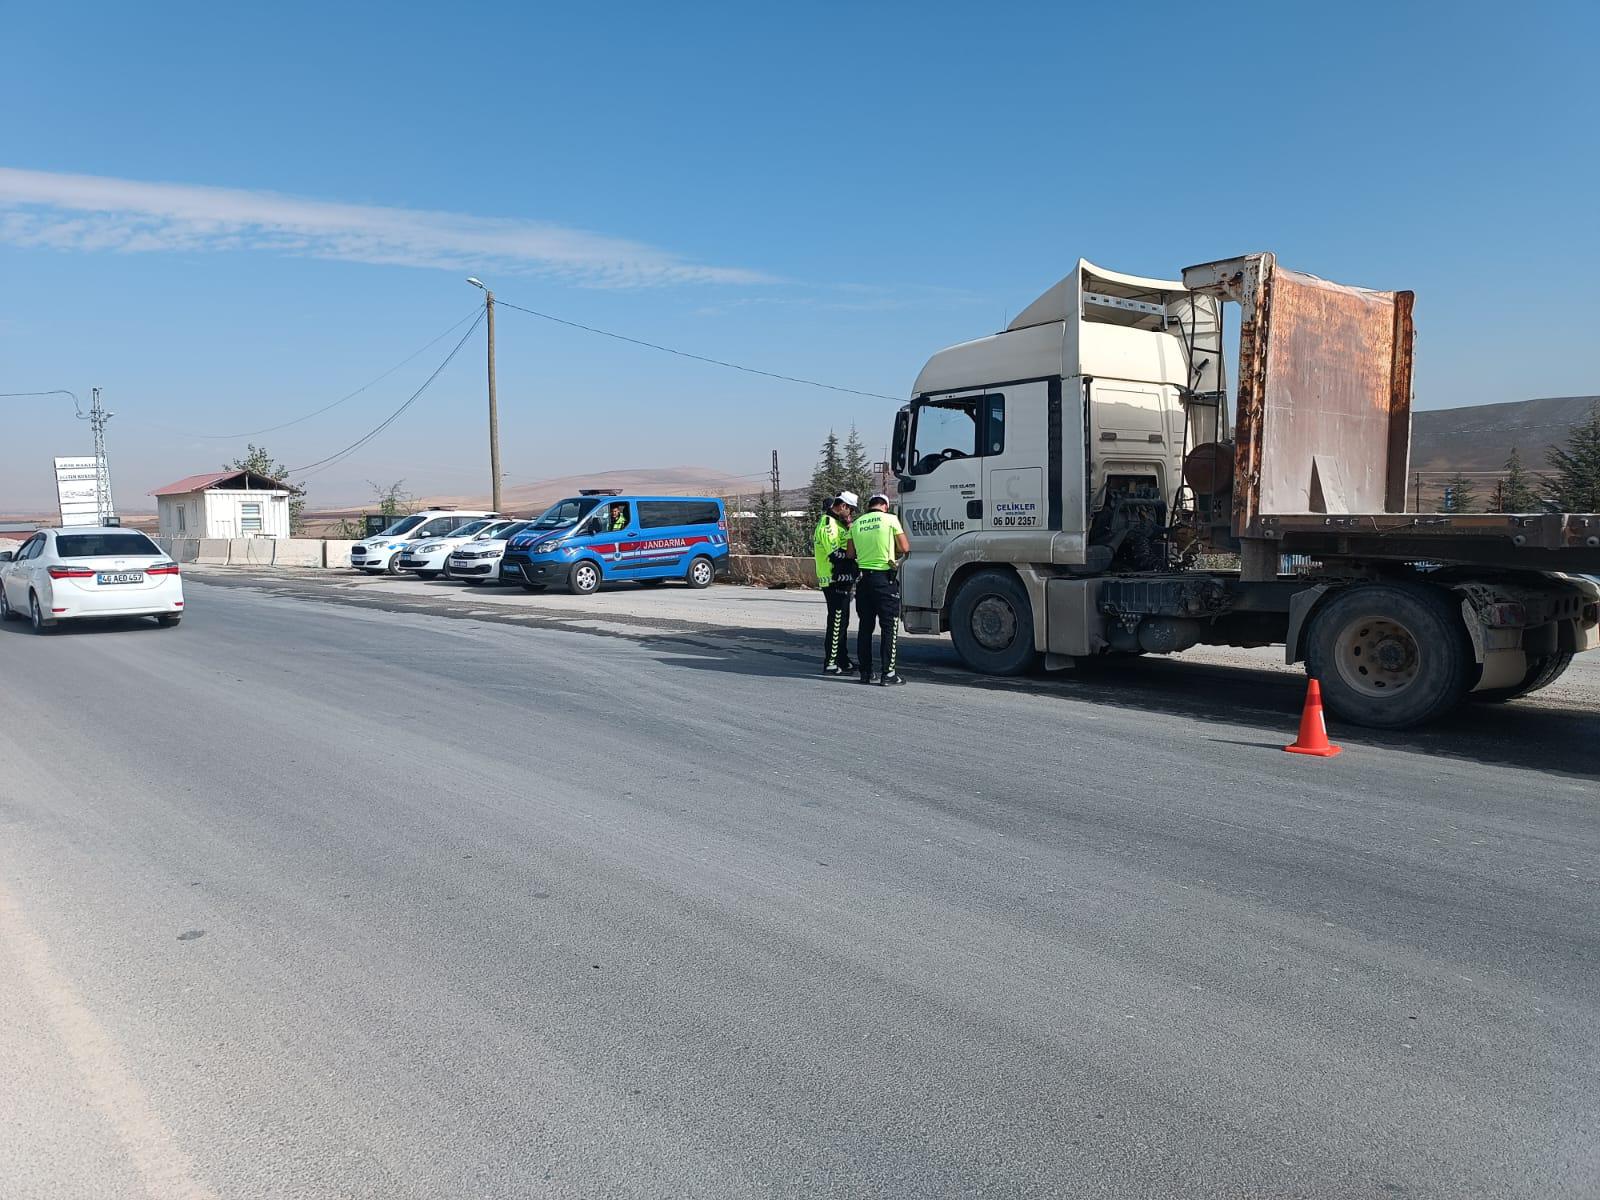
645,625,1600,780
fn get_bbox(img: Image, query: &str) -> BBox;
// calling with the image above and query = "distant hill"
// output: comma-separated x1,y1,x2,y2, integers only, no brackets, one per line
1411,395,1599,473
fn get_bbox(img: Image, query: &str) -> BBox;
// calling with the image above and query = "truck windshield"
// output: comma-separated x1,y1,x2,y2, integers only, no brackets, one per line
378,515,425,536
529,498,599,529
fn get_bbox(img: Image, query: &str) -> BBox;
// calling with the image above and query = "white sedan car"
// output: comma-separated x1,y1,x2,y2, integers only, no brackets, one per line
0,526,184,633
396,518,516,579
445,519,533,583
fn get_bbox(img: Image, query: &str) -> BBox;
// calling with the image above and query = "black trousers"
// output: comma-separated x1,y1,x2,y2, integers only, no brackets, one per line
855,569,901,678
822,582,854,668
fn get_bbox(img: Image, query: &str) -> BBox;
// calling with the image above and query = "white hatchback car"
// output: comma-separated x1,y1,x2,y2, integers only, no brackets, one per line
350,509,502,574
0,527,184,633
397,518,516,579
445,519,533,583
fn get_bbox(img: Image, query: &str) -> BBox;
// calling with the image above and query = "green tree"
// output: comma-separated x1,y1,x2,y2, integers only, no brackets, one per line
368,479,420,520
1544,405,1600,512
1440,471,1477,514
749,492,807,555
805,431,844,524
227,443,305,533
1500,446,1539,512
841,424,875,506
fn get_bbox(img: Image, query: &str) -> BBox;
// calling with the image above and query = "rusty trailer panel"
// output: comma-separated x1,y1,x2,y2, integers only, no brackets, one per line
1183,254,1415,537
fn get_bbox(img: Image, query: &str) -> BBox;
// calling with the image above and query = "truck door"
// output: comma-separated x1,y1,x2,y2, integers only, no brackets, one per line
900,392,989,553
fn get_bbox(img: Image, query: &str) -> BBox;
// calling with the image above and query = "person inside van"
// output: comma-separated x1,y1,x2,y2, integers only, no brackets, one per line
608,502,629,532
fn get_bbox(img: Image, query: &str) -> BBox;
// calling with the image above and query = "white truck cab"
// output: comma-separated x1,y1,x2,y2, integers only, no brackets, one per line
350,509,502,574
894,260,1221,643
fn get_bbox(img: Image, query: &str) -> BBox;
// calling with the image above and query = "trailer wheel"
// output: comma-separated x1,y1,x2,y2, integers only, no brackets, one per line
1470,651,1574,703
950,569,1038,676
1305,583,1473,729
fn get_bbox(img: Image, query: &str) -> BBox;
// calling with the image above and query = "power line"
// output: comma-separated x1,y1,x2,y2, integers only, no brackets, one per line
291,311,485,479
492,297,901,402
0,389,84,416
133,308,484,440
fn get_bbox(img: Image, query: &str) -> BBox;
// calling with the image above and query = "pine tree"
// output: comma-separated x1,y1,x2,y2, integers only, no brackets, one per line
806,431,844,524
227,443,305,532
1500,446,1539,512
1543,405,1600,512
841,424,875,505
750,492,806,555
1441,470,1477,514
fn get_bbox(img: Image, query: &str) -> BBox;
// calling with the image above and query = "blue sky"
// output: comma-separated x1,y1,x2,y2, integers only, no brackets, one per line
2,1,1596,512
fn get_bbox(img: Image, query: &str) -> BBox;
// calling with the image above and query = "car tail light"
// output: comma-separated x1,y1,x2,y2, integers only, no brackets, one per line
148,563,181,575
47,566,95,579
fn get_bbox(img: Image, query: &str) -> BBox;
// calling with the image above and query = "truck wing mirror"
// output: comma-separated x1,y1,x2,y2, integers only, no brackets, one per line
892,409,911,478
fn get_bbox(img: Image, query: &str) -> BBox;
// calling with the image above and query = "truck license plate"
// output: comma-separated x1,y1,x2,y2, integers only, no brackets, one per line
99,572,144,585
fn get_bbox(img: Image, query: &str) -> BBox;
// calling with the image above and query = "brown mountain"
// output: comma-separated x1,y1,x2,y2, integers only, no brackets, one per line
1411,395,1599,473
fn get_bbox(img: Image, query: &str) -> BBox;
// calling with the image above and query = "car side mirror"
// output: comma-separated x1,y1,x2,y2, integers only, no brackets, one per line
0,551,11,562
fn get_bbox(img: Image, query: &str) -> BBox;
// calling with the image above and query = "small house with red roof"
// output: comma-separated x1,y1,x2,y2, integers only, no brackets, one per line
151,470,292,540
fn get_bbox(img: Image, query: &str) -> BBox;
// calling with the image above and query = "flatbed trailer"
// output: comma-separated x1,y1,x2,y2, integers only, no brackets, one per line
890,253,1600,728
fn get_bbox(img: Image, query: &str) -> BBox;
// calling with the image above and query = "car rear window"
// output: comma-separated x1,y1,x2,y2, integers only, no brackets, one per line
55,533,162,558
638,500,722,529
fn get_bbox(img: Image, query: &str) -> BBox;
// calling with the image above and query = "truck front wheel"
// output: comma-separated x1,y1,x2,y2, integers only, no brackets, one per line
950,570,1039,676
1304,583,1473,729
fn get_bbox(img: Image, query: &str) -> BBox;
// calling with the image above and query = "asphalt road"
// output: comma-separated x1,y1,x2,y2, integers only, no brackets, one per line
1,576,1596,1199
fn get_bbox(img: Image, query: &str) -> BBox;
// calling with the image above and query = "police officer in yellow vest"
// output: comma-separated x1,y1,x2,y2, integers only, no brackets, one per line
813,491,859,675
846,493,910,685
607,502,628,533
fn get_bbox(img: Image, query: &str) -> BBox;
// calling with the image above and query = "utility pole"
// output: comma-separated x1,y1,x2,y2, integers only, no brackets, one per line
770,450,780,502
88,387,116,525
467,278,502,512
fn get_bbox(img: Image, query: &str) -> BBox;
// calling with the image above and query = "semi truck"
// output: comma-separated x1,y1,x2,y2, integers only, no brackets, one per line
891,252,1600,728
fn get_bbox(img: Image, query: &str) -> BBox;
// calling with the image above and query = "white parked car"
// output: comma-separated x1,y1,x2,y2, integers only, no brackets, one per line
349,510,501,574
397,518,517,579
445,519,533,583
0,527,184,633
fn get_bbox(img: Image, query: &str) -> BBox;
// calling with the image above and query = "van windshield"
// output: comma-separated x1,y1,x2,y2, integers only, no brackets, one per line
378,515,425,536
529,498,599,529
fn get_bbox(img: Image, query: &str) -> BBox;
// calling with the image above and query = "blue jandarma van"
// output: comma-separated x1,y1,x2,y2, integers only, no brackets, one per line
500,495,729,594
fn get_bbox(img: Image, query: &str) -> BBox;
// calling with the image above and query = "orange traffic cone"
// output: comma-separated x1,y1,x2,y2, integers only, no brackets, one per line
1285,678,1342,757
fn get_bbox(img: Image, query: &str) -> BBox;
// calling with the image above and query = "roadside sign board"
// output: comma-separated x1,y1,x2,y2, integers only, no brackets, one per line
54,456,104,527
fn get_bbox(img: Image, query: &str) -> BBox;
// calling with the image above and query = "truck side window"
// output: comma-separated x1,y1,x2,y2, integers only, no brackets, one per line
910,393,1004,474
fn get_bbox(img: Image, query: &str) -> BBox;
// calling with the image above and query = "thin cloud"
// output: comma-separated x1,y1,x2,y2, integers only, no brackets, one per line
0,167,772,287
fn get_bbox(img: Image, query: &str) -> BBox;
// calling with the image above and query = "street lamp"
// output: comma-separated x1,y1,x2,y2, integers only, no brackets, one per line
467,277,501,512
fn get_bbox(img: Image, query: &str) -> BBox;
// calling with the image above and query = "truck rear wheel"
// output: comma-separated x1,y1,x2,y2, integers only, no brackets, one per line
1470,650,1573,703
950,569,1038,676
1304,583,1473,729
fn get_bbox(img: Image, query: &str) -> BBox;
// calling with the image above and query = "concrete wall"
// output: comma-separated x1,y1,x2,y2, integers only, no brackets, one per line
322,540,356,569
729,555,818,587
196,538,230,565
229,538,276,567
274,539,324,567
